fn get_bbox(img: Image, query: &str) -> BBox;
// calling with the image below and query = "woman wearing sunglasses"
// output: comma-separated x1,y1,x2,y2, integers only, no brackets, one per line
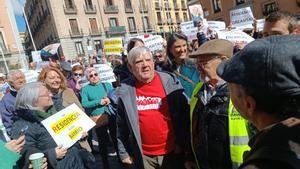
81,67,113,169
67,65,84,101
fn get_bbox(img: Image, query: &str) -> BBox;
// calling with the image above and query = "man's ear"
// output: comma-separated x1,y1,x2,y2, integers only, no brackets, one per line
220,55,228,61
245,95,257,119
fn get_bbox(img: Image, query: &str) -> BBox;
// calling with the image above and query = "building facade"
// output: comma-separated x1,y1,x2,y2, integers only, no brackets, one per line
150,0,190,38
24,0,158,61
0,0,27,73
193,0,300,26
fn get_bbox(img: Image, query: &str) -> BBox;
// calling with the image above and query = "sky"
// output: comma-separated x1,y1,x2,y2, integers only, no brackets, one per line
12,0,26,32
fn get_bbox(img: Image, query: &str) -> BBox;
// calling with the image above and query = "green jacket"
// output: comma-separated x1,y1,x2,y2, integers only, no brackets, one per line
0,140,20,169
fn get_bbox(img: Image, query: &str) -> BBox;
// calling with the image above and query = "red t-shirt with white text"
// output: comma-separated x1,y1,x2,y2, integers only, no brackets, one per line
136,73,175,155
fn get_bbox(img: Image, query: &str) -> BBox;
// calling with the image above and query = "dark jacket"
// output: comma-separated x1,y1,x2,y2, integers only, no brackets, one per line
192,83,232,169
239,117,300,169
11,108,86,169
115,71,190,169
0,89,17,135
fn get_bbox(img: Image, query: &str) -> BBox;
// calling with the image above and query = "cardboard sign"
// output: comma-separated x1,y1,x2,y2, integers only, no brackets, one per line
93,64,116,83
31,51,42,62
133,35,164,52
180,21,198,41
188,4,204,27
207,21,226,31
217,30,254,46
41,104,96,148
103,38,123,55
257,19,265,31
230,7,254,29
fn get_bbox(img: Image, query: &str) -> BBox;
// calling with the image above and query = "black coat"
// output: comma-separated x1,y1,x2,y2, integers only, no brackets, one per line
11,109,86,169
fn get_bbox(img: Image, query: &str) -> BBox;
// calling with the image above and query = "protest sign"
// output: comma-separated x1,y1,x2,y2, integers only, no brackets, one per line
256,19,265,31
217,30,254,47
134,35,164,52
103,38,123,55
20,69,39,83
188,4,204,27
41,104,96,148
180,21,198,41
207,21,226,31
31,51,42,62
230,7,254,29
93,64,116,83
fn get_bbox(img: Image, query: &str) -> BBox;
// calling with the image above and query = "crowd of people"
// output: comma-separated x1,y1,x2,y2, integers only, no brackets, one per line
0,11,300,169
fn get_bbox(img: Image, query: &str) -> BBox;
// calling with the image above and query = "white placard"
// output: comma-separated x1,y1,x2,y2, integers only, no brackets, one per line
230,7,254,29
256,19,265,32
134,35,164,52
180,21,198,41
207,21,226,31
217,30,254,46
93,64,116,83
31,51,42,62
20,69,39,83
41,104,96,148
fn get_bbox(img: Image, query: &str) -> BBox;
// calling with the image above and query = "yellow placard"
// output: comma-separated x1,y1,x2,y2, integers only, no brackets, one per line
51,112,80,134
68,126,83,140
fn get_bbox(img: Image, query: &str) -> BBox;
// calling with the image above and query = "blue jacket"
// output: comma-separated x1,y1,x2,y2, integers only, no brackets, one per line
115,71,190,169
0,90,17,136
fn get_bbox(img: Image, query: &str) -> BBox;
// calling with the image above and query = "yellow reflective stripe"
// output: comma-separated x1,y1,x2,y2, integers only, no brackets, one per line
190,82,203,169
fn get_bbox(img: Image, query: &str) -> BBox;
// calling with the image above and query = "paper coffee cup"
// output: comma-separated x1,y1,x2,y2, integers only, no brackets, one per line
29,153,44,169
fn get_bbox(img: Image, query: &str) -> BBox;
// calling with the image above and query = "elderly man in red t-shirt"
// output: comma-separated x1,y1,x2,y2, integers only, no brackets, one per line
115,46,189,169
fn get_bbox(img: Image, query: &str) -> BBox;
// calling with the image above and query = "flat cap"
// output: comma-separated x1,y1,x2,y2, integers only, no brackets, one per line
189,39,233,58
217,35,300,97
60,61,72,72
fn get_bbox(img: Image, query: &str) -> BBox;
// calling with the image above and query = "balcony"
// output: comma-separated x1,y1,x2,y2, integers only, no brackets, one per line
167,18,173,24
176,18,182,24
129,28,138,33
84,4,97,14
143,27,153,32
125,6,133,13
139,5,148,12
69,28,83,37
64,4,77,14
174,3,180,10
157,20,163,25
104,5,119,14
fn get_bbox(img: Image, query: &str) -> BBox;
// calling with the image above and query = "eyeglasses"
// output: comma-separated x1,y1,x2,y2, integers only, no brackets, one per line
89,73,98,78
73,73,83,77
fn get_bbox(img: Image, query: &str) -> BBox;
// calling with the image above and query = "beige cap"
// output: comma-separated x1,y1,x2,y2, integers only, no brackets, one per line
189,39,234,58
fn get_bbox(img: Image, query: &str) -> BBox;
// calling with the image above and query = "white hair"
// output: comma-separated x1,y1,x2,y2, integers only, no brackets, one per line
127,47,152,65
15,82,44,110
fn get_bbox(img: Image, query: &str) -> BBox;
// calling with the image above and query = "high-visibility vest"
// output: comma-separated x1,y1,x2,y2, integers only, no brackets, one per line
190,82,250,169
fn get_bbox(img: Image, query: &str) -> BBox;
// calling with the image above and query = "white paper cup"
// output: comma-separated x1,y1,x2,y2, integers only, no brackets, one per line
29,153,44,169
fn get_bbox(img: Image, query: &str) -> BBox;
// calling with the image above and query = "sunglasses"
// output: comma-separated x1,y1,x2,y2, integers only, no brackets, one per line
73,73,83,77
89,73,98,78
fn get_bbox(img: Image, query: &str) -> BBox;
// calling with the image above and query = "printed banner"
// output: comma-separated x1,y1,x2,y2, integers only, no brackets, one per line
230,7,254,29
217,30,254,46
103,38,123,55
134,35,164,52
180,21,198,41
93,64,116,83
41,104,96,148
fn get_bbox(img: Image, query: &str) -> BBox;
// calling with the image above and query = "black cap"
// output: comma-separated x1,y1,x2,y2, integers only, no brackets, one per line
217,35,300,97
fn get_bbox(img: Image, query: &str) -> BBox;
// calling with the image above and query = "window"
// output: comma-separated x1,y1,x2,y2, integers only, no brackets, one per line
157,12,162,21
236,0,245,5
173,0,177,8
175,12,180,23
124,0,132,8
109,18,118,27
166,12,171,24
106,0,113,6
128,17,136,31
183,12,188,22
263,2,278,16
212,0,222,13
94,40,102,52
142,16,150,29
0,32,6,52
65,0,74,8
89,18,99,34
69,19,80,35
85,0,93,6
75,42,84,55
